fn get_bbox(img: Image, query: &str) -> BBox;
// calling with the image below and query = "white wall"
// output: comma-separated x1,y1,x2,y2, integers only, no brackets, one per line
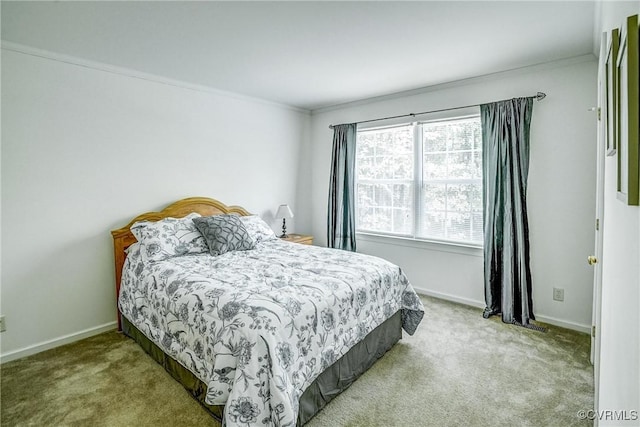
309,57,598,332
0,47,310,361
595,2,640,425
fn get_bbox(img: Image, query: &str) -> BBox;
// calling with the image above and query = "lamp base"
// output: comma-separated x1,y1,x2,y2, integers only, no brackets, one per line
280,218,288,239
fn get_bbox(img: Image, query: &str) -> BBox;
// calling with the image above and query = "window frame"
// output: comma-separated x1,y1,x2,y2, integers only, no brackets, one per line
354,113,483,249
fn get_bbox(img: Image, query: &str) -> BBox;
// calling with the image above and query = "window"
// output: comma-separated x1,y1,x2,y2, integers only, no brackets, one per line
356,115,483,246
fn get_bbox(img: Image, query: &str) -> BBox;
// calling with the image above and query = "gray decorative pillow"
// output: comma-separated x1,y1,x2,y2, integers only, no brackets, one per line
192,214,256,256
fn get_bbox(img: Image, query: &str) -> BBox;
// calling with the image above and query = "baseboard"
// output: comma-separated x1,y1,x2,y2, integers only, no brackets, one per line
533,315,591,334
0,321,118,364
414,287,591,334
414,287,485,309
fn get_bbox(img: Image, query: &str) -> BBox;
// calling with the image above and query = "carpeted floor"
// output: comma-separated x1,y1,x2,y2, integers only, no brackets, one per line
1,296,593,426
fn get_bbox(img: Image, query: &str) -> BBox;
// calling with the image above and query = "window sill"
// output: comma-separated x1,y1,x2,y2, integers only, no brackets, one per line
356,232,483,257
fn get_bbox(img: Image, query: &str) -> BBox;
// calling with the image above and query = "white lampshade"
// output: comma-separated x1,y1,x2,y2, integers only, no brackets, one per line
276,204,294,219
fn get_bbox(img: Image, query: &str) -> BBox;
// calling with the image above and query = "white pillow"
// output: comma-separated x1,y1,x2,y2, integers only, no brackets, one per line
240,215,277,243
131,212,209,262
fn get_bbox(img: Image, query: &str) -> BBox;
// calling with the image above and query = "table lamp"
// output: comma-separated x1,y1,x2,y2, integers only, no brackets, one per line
275,204,294,238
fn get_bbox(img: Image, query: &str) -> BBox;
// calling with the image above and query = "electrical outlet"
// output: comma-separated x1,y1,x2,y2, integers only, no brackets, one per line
553,288,564,302
0,315,5,332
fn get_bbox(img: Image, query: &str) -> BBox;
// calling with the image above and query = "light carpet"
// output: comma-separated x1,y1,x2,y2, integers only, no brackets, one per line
1,296,593,426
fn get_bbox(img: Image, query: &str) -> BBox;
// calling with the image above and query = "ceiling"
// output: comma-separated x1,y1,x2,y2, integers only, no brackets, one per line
1,1,596,111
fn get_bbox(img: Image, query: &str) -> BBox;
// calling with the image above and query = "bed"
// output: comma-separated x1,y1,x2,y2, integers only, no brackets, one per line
111,197,424,426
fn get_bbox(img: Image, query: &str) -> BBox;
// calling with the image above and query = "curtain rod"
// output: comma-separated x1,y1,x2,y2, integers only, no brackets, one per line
328,92,546,129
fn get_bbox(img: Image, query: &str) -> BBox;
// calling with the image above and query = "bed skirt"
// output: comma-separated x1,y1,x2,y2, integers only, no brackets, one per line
121,310,402,425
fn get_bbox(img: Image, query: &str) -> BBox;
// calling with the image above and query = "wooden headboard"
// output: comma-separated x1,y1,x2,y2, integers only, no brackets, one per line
111,197,251,330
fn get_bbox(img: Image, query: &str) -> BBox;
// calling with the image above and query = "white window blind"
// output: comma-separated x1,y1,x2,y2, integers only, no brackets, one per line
356,125,414,235
356,115,483,246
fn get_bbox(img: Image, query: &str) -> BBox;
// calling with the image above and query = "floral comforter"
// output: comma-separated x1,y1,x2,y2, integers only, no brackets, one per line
119,239,424,427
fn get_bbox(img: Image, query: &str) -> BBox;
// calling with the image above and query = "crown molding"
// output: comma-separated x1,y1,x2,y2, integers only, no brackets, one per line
312,53,597,114
1,41,310,115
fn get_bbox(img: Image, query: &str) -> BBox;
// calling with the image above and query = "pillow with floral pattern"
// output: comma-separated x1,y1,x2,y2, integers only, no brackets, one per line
131,212,209,262
239,215,277,243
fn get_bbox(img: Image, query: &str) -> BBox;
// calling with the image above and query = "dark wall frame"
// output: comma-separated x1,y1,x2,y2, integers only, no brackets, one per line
616,14,639,206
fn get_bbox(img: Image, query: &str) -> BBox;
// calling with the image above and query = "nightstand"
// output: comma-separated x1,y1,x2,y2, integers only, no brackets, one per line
280,234,313,245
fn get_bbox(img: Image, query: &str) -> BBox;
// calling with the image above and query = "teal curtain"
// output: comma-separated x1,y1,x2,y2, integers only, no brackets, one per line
481,98,538,328
327,123,357,251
